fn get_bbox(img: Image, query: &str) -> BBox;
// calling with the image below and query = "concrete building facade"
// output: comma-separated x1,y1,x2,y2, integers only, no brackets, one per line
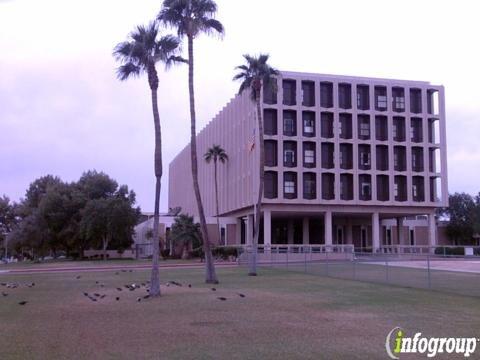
168,71,448,251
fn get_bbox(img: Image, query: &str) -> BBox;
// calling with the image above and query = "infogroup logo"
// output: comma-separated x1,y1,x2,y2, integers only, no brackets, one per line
385,327,479,359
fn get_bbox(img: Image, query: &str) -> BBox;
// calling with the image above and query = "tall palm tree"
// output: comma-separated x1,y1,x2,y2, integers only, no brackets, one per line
113,22,181,296
233,54,278,276
204,145,228,244
158,0,224,284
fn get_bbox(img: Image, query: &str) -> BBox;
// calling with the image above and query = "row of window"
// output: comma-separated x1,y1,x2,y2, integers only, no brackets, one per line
265,172,439,202
265,141,439,173
264,110,438,143
265,79,438,115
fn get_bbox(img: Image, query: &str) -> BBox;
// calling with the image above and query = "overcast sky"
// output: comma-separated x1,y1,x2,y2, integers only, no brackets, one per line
1,0,479,212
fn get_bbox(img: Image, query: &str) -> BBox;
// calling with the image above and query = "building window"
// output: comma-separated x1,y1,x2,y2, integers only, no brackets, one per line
340,143,353,170
283,141,296,167
411,117,423,143
377,175,389,201
283,79,296,106
303,172,316,199
410,88,422,113
394,175,407,201
375,86,387,111
263,82,277,105
264,109,278,136
321,143,334,169
303,142,315,168
357,85,369,110
412,147,424,172
283,110,297,136
375,115,388,141
359,175,371,201
412,176,425,202
339,113,352,139
358,115,370,140
392,87,405,112
393,117,406,142
409,229,415,246
265,171,278,199
376,145,389,171
304,150,315,165
340,174,353,200
359,145,371,170
283,172,297,199
322,173,335,200
394,146,406,171
321,112,334,138
320,82,333,108
264,140,277,167
338,83,352,109
302,81,315,107
303,111,315,137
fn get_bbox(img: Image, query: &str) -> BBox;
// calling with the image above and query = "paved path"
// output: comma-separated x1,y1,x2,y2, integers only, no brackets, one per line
0,262,238,275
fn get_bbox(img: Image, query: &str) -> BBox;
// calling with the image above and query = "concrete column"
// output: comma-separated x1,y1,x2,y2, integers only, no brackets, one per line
396,217,404,246
236,218,242,245
324,211,333,246
302,217,310,245
264,210,272,248
287,219,294,245
372,212,380,252
246,214,254,246
428,213,437,247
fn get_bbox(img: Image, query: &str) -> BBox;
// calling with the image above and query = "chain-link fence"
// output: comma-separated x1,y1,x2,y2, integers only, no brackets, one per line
237,245,480,298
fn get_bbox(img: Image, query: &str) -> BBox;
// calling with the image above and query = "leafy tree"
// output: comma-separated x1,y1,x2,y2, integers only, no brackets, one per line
204,145,228,244
0,196,19,258
443,193,476,245
233,54,278,276
77,170,118,200
170,214,201,259
114,22,181,296
158,0,224,284
81,186,140,261
24,175,63,211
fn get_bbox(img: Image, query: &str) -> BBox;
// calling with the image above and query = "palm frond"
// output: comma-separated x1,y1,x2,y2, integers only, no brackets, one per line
116,63,141,81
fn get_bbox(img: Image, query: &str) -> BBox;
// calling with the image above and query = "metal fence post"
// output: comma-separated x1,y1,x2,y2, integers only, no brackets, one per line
385,255,389,284
326,247,329,277
304,249,307,273
353,253,356,280
286,248,289,270
427,252,431,289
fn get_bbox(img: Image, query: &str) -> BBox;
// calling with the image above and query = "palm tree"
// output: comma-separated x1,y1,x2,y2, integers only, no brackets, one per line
113,22,181,296
233,54,278,276
204,145,228,244
170,214,202,259
158,0,224,284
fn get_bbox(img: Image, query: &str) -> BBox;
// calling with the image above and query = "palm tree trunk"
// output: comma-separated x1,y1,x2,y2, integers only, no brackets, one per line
149,68,163,297
214,160,222,245
249,93,265,276
187,35,218,284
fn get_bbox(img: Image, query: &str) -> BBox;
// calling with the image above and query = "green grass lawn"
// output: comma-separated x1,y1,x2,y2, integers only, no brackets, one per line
1,266,479,359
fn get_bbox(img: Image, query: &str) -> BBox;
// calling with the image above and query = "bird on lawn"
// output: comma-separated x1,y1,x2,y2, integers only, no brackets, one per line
211,288,216,291
2,292,8,297
18,301,27,305
83,292,89,297
76,275,81,279
100,295,106,299
137,297,141,302
217,297,227,301
238,293,246,298
116,297,120,301
94,293,100,297
116,288,122,292
143,295,150,300
188,284,192,288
